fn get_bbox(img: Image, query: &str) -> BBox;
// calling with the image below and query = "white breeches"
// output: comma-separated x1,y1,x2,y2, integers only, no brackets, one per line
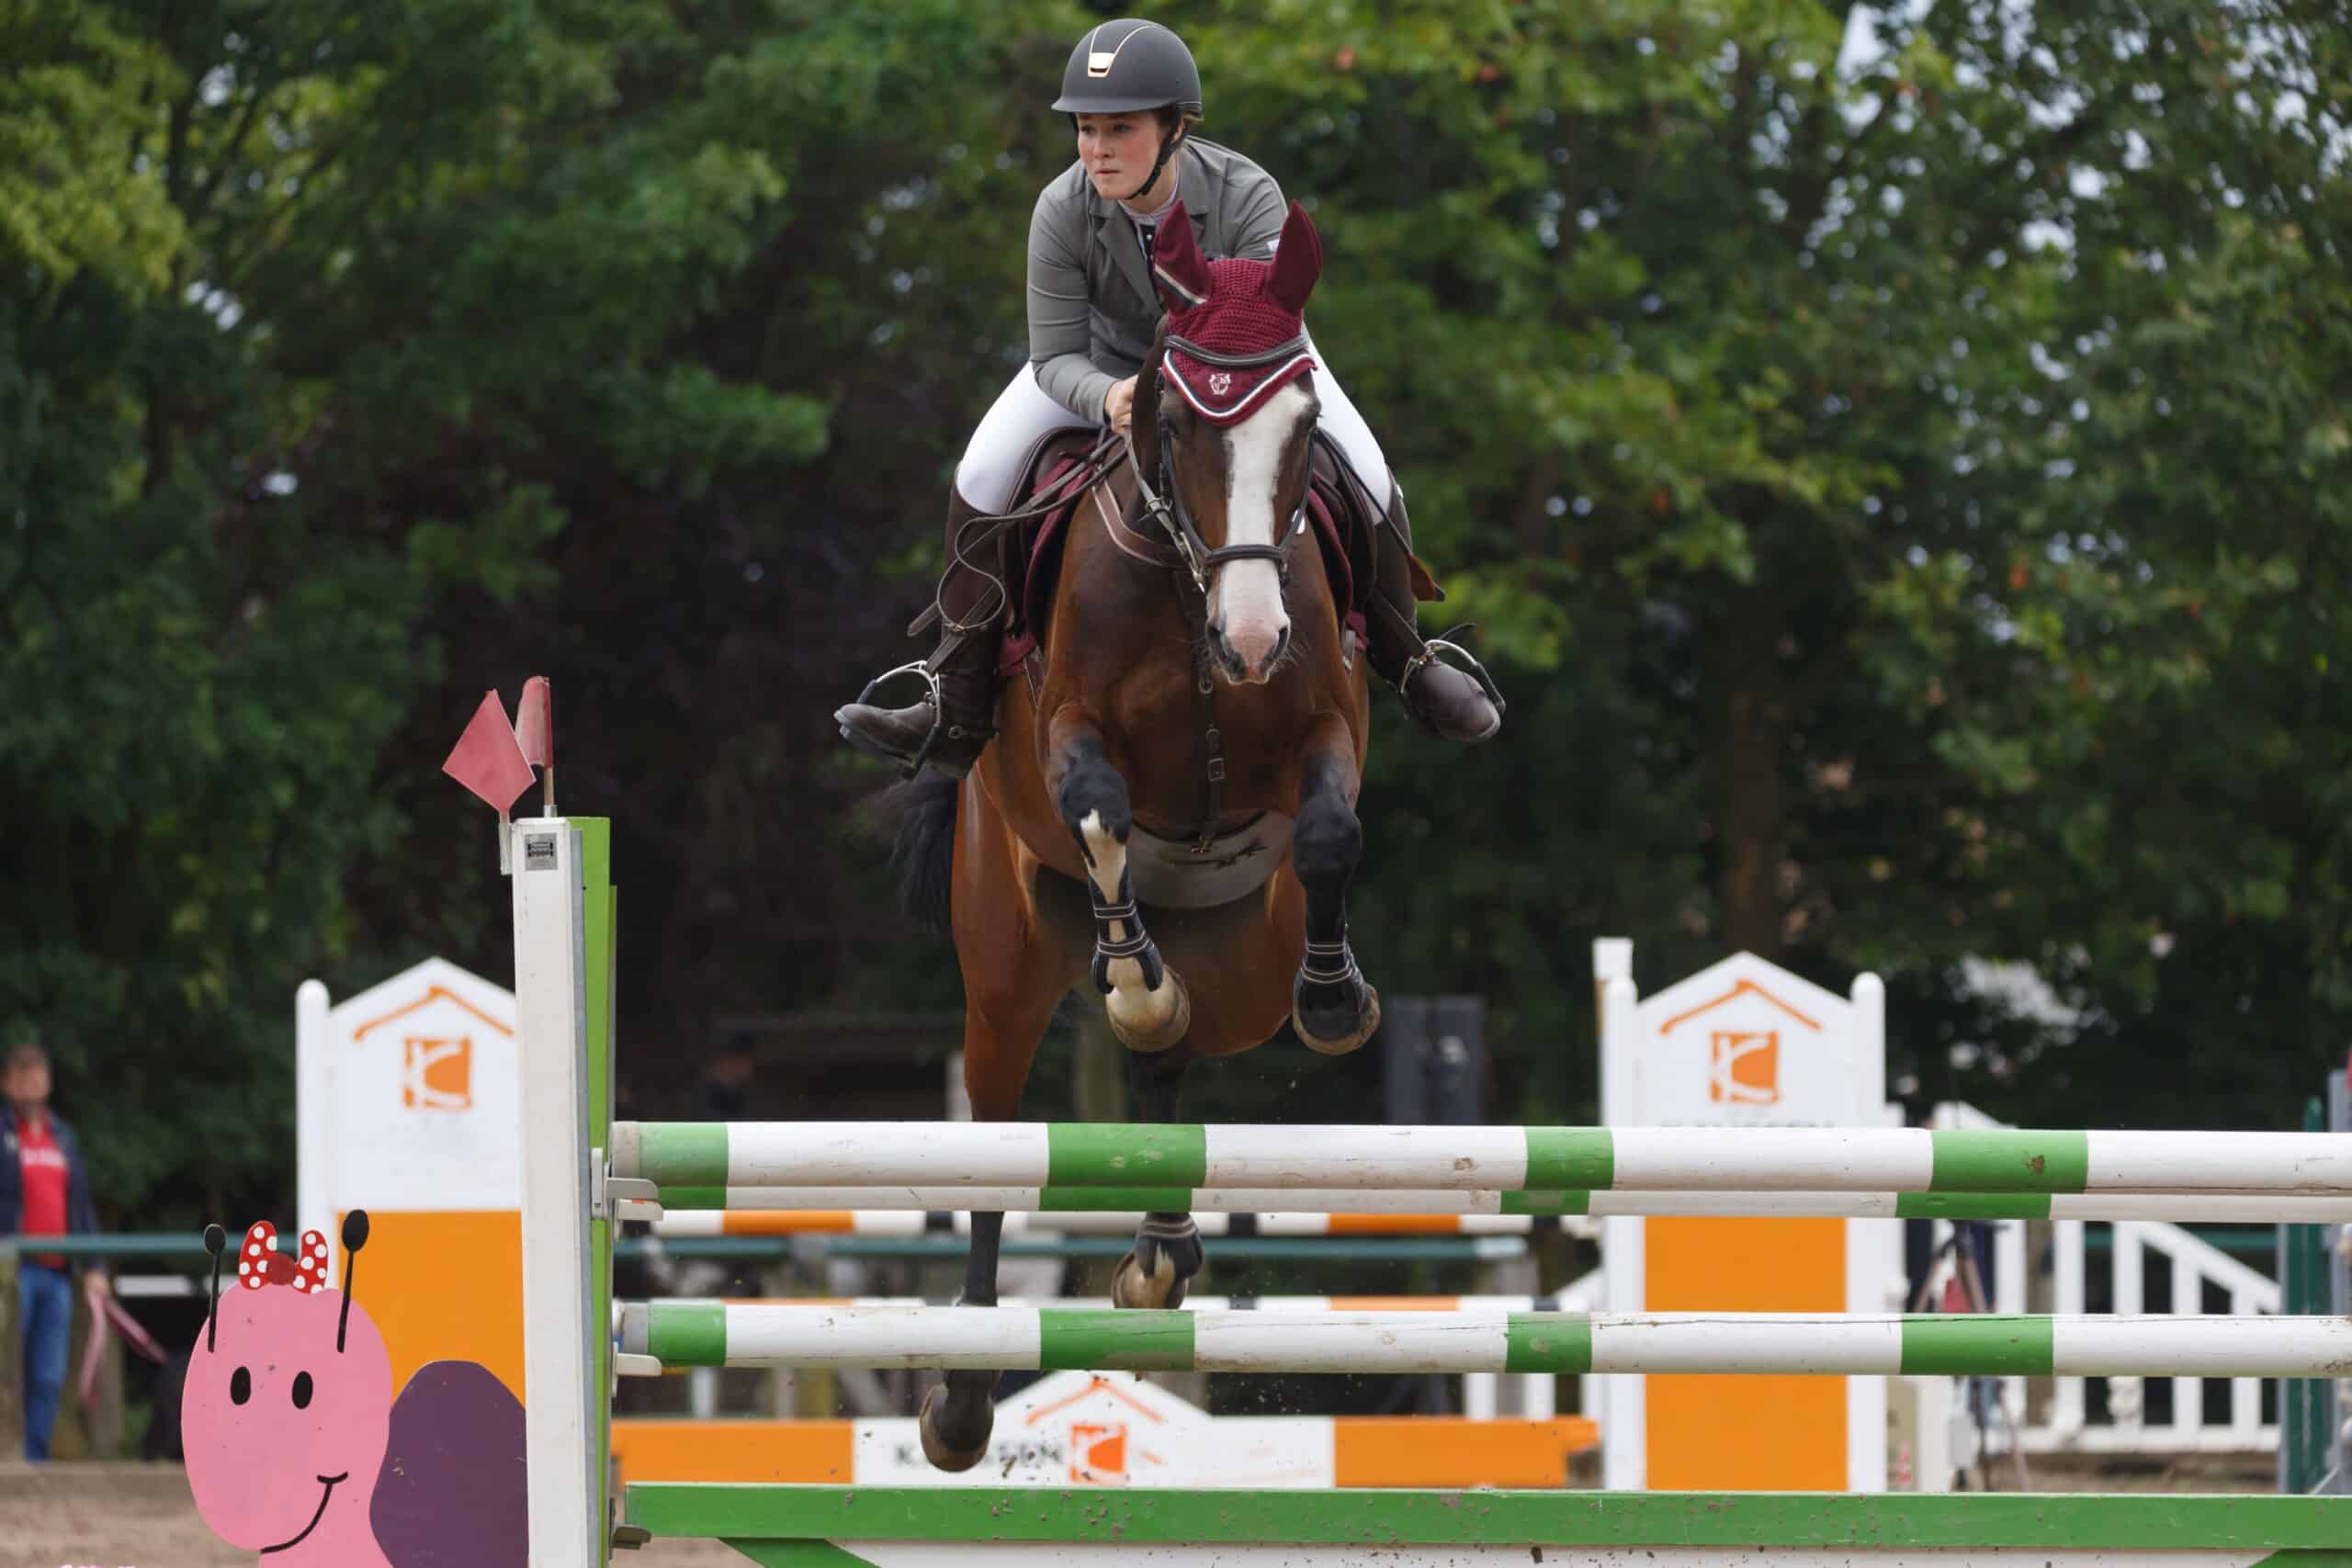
954,338,1392,514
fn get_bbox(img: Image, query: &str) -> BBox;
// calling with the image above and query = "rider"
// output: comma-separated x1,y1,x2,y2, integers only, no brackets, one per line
837,17,1504,777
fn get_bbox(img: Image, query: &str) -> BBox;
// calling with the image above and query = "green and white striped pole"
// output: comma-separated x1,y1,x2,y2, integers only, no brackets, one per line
646,1185,2352,1226
611,1121,2352,1197
616,1303,2352,1378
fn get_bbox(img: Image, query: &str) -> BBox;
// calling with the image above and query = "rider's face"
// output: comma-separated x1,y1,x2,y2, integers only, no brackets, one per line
1076,113,1170,197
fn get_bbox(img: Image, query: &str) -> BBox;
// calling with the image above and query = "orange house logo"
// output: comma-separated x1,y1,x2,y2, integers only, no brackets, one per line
352,985,511,1114
1660,978,1823,1111
401,1037,473,1110
1069,1421,1128,1481
1709,1030,1779,1104
1023,1375,1168,1485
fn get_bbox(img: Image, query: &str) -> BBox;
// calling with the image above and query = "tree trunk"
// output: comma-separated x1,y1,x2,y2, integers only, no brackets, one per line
1715,584,1788,959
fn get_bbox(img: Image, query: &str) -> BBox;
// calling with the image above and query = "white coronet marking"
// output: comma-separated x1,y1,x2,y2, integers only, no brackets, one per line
1210,382,1309,682
1078,810,1125,905
1080,809,1180,1036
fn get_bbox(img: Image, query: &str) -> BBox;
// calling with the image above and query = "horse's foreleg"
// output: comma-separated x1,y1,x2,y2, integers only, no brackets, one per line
919,1202,1005,1471
1055,731,1191,1052
922,809,1071,1473
921,1006,1025,1472
1291,741,1381,1055
1113,1046,1204,1309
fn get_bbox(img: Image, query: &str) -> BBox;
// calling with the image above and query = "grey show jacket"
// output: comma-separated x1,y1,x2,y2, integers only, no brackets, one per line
1028,137,1287,423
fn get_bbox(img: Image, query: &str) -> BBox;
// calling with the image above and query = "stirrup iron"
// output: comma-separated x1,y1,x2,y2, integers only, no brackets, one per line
842,660,947,779
1397,624,1508,715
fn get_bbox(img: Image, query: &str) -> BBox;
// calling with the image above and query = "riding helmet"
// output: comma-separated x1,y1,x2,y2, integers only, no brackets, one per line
1050,19,1204,118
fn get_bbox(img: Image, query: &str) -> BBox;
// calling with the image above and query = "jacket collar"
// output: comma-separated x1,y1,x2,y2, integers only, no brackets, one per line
1094,141,1210,312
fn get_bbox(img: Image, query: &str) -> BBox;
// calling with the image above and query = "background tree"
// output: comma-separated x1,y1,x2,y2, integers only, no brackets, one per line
4,0,2346,1228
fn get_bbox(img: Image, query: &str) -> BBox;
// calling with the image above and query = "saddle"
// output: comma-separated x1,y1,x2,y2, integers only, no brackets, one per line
992,429,1424,681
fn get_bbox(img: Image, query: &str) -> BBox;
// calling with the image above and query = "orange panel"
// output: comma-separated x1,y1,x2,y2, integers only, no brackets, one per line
1324,1214,1463,1235
724,1211,857,1235
1325,1296,1463,1311
1334,1416,1599,1487
348,1210,524,1404
611,1420,855,1484
1643,1214,1847,1491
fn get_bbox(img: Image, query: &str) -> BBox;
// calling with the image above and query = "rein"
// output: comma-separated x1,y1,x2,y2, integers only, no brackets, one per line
908,325,1315,855
908,434,1130,644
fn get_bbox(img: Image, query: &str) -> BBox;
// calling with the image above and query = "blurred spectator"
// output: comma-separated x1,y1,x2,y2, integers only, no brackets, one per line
3,1034,107,1461
701,1044,756,1121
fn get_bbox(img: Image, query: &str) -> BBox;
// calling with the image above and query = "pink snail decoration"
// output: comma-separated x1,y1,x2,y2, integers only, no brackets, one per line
180,1211,526,1566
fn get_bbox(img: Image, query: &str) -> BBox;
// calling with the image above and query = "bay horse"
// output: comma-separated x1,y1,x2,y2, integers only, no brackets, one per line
891,200,1381,1470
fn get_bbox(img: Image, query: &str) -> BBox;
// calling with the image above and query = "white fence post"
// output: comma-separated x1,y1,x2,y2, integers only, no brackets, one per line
2172,1249,2201,1444
2111,1223,2146,1437
2051,1220,2086,1438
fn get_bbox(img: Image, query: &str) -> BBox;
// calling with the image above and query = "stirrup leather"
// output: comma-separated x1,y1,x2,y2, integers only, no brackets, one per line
847,660,999,780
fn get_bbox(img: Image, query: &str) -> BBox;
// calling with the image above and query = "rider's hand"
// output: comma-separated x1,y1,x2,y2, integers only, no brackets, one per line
1104,375,1138,435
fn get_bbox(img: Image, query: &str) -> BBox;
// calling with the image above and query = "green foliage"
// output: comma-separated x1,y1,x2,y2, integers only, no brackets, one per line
4,0,2348,1232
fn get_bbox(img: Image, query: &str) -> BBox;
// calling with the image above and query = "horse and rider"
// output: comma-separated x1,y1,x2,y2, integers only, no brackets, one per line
837,17,1504,775
835,18,1509,1472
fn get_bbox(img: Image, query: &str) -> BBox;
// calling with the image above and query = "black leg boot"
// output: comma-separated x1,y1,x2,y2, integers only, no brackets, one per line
1364,480,1505,743
835,490,1005,778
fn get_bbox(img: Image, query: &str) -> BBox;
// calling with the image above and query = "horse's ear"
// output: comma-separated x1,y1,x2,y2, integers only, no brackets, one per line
1151,201,1213,311
1264,200,1321,315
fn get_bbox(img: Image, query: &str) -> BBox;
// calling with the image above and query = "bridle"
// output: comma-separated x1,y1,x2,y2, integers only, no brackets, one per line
1123,326,1317,853
901,325,1319,844
1128,329,1312,597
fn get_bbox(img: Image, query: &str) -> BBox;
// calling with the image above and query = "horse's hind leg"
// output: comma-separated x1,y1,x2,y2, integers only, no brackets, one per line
1291,739,1381,1054
1055,731,1190,1051
1112,1046,1206,1309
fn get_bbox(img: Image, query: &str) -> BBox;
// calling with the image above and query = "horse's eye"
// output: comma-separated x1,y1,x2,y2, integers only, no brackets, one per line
231,1366,251,1404
291,1371,314,1409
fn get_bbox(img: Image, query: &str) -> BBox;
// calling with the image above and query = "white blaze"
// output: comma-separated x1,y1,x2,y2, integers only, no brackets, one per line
1210,383,1308,682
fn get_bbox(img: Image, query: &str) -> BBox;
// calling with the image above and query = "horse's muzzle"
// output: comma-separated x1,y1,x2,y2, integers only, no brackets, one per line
1209,618,1291,685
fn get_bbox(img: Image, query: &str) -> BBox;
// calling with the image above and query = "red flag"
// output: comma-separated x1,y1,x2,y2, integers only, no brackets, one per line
515,675,553,767
441,691,536,811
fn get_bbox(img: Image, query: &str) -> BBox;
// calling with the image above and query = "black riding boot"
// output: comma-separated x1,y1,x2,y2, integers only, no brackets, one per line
834,490,1004,778
1365,481,1505,743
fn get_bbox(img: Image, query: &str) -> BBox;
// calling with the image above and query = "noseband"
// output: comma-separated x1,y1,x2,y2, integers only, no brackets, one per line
1129,330,1311,597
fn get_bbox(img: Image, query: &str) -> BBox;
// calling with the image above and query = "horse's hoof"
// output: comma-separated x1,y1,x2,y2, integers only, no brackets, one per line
1295,978,1381,1056
1110,970,1191,1054
1112,1247,1189,1310
918,1383,994,1472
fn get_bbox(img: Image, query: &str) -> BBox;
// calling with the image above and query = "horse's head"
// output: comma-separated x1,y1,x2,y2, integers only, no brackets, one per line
1141,200,1324,685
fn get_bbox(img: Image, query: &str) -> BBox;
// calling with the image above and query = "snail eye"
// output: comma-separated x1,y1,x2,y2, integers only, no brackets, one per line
291,1371,314,1410
231,1367,252,1404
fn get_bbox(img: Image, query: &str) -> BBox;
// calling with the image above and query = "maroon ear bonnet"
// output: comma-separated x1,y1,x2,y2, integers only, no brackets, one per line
1151,200,1322,424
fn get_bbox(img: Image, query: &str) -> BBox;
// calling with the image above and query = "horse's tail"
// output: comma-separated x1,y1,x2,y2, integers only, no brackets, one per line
884,773,959,936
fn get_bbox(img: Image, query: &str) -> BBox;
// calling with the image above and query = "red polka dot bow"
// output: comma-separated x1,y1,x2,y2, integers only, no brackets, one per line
235,1220,332,1292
